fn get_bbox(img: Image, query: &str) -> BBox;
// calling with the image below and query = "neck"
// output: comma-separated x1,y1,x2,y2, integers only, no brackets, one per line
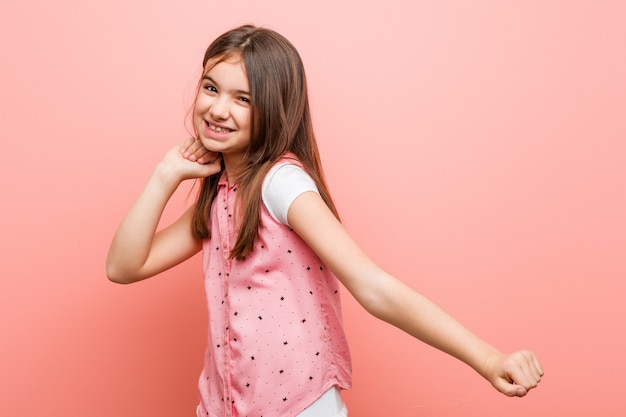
222,153,245,186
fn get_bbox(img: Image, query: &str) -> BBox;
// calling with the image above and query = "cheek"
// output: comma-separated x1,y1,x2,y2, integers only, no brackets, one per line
234,108,251,129
192,107,202,126
193,95,203,112
192,101,206,132
194,91,212,111
193,97,210,123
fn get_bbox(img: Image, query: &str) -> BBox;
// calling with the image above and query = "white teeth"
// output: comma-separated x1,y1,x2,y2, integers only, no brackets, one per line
209,123,231,133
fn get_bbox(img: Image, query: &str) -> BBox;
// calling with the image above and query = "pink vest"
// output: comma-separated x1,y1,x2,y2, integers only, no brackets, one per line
197,171,352,417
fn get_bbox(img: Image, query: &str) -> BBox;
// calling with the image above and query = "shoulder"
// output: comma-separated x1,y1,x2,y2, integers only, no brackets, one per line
262,162,319,226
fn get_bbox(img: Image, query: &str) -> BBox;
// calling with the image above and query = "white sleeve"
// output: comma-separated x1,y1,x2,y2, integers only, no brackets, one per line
262,163,319,226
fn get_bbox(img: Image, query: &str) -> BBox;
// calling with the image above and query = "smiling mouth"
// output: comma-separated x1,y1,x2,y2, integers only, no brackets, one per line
206,121,233,133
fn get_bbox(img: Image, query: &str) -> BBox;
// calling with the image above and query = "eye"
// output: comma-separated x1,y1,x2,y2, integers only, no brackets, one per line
238,96,250,104
202,83,217,93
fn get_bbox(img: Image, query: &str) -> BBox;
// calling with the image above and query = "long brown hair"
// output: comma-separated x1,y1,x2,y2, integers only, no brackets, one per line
191,25,339,260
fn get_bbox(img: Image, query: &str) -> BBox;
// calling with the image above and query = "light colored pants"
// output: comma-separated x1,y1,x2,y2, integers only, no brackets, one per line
196,386,348,417
297,386,348,417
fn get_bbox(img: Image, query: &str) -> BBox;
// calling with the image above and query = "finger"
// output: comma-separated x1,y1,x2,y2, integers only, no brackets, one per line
519,350,543,385
514,362,542,393
493,377,526,397
514,385,529,397
189,147,208,162
531,352,545,378
179,137,196,153
182,140,205,161
197,154,223,177
509,371,533,396
206,153,222,166
197,151,219,164
516,368,539,392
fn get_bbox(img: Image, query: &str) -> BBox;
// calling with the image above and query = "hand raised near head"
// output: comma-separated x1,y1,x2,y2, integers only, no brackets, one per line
159,137,222,181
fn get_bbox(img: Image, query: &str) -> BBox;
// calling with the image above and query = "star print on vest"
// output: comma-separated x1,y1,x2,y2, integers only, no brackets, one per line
197,164,352,417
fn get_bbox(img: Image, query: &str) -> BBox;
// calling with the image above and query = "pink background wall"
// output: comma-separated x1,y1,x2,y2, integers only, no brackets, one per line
2,1,624,416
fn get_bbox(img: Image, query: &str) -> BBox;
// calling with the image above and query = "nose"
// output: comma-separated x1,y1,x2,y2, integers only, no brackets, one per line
209,96,230,121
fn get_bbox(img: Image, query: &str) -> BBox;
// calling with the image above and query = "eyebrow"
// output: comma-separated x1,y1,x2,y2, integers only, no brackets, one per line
202,75,250,96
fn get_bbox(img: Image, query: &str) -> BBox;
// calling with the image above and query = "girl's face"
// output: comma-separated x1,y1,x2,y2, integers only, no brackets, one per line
194,57,251,167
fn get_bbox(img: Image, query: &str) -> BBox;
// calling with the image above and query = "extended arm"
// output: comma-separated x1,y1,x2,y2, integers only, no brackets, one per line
288,191,543,397
106,138,221,284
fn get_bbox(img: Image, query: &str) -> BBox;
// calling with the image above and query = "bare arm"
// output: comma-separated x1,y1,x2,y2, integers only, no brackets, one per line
288,191,543,397
106,138,221,284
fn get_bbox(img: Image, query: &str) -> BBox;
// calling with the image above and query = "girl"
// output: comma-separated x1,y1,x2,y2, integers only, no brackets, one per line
107,25,543,417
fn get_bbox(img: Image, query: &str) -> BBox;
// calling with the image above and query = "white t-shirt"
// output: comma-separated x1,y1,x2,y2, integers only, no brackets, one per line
262,163,319,226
